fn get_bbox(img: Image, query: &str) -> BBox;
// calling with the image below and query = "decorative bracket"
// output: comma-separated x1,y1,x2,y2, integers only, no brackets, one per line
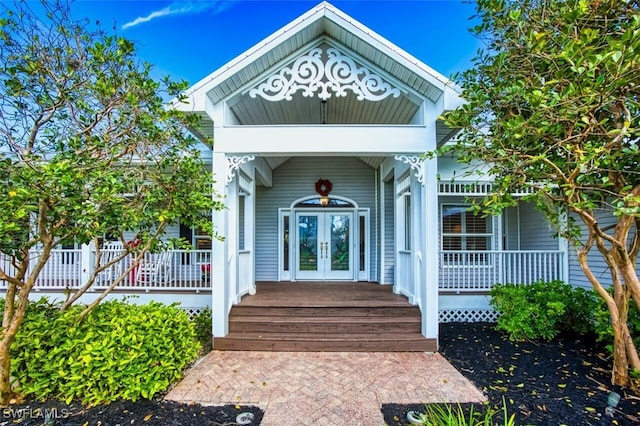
394,154,425,185
226,155,255,185
249,47,401,102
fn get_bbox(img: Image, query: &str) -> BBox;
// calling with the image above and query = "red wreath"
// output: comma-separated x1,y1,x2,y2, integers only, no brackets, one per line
315,179,332,196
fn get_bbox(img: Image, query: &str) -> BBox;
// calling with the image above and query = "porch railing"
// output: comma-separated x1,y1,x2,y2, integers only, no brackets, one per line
438,250,565,292
0,249,212,292
396,250,412,298
238,250,252,296
0,249,83,290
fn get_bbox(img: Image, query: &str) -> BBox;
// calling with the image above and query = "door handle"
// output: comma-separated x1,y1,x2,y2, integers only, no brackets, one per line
317,242,329,259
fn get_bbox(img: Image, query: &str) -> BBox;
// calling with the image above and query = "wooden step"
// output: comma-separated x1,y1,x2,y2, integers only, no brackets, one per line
215,282,433,352
231,305,421,317
229,315,421,333
214,332,437,352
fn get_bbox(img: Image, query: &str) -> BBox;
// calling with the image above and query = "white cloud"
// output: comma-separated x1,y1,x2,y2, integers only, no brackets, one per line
122,1,235,30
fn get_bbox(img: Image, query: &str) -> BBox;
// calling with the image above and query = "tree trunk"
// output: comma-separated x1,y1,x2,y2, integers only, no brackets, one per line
0,341,12,405
611,319,630,387
577,246,632,387
0,240,52,405
0,289,31,405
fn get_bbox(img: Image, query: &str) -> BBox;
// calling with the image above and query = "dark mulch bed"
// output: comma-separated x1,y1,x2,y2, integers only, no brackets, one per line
6,322,640,425
0,399,263,425
383,322,640,425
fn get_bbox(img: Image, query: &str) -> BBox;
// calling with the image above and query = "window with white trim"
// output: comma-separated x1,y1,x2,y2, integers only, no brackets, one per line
193,225,212,250
441,204,493,263
403,193,411,251
179,214,212,265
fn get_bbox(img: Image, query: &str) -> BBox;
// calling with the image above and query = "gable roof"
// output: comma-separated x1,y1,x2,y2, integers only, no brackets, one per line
174,1,462,141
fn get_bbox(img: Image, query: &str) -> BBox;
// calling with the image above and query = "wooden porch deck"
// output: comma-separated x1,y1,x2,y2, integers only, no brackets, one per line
214,282,437,352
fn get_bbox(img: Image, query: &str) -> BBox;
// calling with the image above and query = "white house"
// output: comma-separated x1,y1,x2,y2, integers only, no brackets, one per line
4,2,588,350
171,1,568,348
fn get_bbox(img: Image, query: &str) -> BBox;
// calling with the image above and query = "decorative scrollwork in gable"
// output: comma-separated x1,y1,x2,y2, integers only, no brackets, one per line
249,47,401,102
226,155,255,185
324,49,399,101
395,154,425,186
250,49,325,101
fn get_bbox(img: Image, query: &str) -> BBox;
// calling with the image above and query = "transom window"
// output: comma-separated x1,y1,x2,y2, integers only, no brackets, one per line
294,198,354,208
441,204,493,263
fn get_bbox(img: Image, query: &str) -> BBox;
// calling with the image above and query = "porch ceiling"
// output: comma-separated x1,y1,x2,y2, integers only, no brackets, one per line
264,157,291,170
255,155,385,182
358,156,386,168
436,117,460,147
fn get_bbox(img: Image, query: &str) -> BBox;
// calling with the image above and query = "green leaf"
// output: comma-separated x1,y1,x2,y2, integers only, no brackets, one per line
611,51,622,62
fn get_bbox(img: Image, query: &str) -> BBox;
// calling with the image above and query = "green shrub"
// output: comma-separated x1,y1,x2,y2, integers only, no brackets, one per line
192,306,212,348
489,280,598,341
7,298,200,405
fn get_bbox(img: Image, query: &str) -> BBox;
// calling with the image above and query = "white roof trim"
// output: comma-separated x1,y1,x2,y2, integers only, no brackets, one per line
173,1,458,112
174,3,330,111
321,2,450,90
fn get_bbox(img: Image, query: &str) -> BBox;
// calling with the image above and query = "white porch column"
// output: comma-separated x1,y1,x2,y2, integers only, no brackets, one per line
378,169,386,284
80,242,94,286
227,177,239,305
422,157,439,342
558,208,570,282
393,173,407,296
212,152,229,337
410,173,424,310
246,176,256,295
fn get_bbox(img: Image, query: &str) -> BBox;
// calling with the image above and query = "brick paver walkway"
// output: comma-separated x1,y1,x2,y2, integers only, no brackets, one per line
165,351,485,425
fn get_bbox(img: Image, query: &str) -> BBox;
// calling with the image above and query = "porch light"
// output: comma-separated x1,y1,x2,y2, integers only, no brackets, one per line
320,196,330,207
321,100,328,124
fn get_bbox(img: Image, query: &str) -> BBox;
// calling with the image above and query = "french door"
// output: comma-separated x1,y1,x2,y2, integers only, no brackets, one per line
295,211,353,280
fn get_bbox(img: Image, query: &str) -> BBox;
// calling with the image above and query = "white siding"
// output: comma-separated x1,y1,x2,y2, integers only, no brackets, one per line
568,210,619,289
239,195,245,250
255,156,377,281
519,202,558,251
383,179,395,284
503,206,520,250
122,223,180,245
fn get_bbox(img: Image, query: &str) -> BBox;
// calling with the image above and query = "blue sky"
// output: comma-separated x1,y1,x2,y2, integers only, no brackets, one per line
66,0,482,86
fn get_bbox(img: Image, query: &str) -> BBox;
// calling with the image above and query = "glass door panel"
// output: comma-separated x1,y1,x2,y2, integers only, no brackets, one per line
329,214,350,271
298,215,319,273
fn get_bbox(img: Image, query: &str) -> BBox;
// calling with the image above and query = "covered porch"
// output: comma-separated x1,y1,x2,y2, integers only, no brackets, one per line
212,152,567,347
212,152,441,344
